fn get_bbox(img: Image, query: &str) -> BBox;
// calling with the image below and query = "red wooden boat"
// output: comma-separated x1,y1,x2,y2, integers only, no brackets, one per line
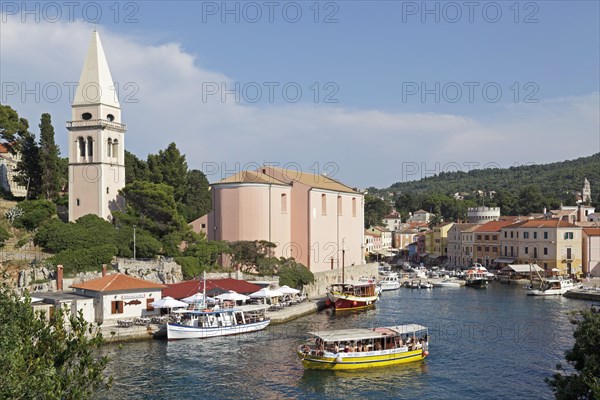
326,281,379,311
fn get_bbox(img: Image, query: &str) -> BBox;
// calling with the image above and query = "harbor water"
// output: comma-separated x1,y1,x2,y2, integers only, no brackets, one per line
98,284,587,399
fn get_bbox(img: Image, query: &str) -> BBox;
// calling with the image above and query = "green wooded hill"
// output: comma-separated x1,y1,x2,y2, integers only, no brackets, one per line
386,153,600,200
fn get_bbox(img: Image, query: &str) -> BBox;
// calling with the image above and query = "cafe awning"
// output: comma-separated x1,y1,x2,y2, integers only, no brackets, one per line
494,257,516,263
501,264,543,273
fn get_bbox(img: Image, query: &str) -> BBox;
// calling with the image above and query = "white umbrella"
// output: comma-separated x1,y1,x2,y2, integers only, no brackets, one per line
182,293,215,304
150,296,188,309
249,287,284,298
278,285,301,295
215,291,250,302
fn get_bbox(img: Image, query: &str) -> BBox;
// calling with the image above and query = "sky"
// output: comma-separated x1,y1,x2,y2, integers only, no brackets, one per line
0,1,599,188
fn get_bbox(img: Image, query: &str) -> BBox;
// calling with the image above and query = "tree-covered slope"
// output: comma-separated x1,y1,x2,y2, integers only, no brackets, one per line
387,153,600,200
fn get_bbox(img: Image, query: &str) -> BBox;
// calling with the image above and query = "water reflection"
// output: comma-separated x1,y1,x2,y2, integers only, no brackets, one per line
99,284,589,400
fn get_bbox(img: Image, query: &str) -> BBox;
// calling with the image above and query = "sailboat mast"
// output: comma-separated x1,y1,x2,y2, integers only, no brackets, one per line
203,271,207,308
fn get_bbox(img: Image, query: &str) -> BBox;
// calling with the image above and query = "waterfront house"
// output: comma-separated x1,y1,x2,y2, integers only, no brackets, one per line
582,228,600,277
499,219,583,276
70,272,166,324
432,222,454,262
473,221,516,268
446,224,479,268
201,166,364,273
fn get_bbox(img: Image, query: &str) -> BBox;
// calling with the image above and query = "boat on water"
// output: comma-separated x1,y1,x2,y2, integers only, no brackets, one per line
465,264,489,287
326,281,379,311
379,273,401,291
167,305,270,340
433,278,461,288
297,324,429,370
527,278,579,296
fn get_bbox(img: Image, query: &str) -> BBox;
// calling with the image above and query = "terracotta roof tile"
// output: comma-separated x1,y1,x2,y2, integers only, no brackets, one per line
583,228,600,235
503,219,581,229
474,221,515,232
70,273,167,292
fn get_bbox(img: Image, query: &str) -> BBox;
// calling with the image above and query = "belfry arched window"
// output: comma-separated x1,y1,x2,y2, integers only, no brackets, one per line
78,137,86,158
107,138,112,157
112,139,118,159
87,137,94,160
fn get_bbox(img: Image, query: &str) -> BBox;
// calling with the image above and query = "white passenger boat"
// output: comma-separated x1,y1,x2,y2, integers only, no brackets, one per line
379,274,401,291
167,305,270,340
433,278,461,288
527,278,578,296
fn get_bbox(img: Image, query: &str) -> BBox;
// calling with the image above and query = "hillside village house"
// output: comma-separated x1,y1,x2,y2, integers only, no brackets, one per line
500,219,583,276
0,144,27,197
382,211,403,232
407,209,431,223
198,166,364,273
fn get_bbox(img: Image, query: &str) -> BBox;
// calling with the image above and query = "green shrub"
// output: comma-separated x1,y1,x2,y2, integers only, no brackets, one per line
0,225,10,248
175,256,203,280
13,200,56,231
277,260,314,289
49,244,116,274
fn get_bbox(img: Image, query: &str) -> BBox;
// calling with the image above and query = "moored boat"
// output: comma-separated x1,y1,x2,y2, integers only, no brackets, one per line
465,264,489,287
433,278,461,288
297,324,429,370
527,278,578,296
326,282,379,311
167,305,270,340
379,273,401,291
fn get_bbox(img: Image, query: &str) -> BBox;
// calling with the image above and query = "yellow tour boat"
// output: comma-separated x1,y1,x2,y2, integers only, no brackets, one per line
297,324,429,370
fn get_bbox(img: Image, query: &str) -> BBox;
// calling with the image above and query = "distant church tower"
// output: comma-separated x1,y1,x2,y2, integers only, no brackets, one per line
67,31,126,222
582,178,591,203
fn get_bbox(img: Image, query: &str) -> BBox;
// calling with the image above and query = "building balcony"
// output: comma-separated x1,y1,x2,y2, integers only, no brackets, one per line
66,119,127,132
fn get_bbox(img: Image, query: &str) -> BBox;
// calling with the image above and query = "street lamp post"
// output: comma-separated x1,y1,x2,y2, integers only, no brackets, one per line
133,225,136,260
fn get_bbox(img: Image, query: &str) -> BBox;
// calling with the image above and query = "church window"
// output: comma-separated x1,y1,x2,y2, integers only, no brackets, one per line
78,137,86,158
107,114,115,122
112,139,118,158
76,198,80,206
106,187,109,194
82,112,92,120
107,139,112,157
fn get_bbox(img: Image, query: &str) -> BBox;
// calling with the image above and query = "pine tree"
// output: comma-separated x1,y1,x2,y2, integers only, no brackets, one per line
14,131,42,199
180,169,212,221
38,113,62,200
147,142,188,201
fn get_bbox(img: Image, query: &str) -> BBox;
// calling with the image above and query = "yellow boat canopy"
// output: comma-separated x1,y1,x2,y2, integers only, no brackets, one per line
308,324,428,342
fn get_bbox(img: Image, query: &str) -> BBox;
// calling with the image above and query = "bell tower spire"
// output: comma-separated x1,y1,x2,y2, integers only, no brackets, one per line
67,31,126,222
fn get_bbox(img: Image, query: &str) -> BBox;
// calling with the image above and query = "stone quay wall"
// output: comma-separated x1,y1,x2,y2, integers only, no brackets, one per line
304,263,379,298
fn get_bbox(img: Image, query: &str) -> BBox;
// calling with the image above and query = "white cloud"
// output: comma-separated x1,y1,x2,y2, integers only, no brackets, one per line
1,18,598,188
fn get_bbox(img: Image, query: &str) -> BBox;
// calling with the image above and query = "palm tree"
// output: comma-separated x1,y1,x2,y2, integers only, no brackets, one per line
428,214,443,230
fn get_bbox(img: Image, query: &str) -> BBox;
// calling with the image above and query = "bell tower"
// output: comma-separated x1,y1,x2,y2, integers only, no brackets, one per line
67,31,126,222
582,178,591,203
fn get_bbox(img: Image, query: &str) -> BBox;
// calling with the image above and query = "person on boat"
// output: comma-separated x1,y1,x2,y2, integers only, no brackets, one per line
334,343,339,353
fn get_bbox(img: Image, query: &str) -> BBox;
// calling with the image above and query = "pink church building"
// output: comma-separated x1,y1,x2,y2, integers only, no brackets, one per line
201,166,365,273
